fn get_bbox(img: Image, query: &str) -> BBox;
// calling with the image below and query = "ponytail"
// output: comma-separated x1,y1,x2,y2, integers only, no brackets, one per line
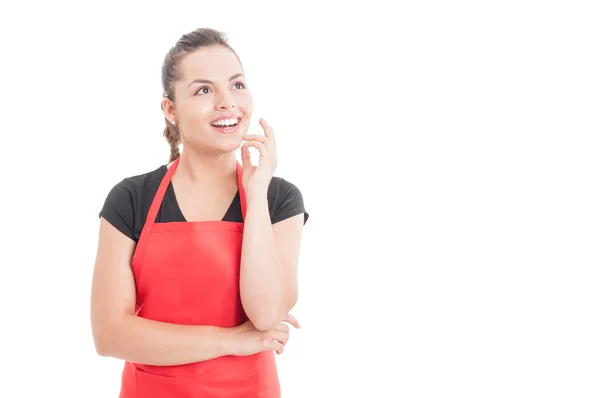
163,118,181,163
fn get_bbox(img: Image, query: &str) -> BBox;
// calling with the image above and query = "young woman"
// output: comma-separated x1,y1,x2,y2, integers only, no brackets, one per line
91,27,309,398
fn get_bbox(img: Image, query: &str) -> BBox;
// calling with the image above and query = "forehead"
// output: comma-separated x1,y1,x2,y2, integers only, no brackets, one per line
178,45,242,82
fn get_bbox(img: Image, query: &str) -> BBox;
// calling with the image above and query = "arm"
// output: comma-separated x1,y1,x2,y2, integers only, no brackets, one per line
91,217,234,366
239,193,304,331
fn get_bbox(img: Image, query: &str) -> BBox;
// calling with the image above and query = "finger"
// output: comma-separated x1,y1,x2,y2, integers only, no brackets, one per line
242,140,268,156
259,117,276,143
265,330,289,346
265,340,284,354
242,134,267,143
259,117,271,138
274,322,290,334
240,144,252,170
244,133,276,161
242,141,270,164
262,336,285,354
283,313,301,329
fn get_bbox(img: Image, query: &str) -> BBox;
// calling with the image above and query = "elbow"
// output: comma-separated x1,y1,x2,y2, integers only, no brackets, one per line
95,346,111,357
93,334,112,357
92,323,120,357
248,309,284,331
251,317,281,332
249,295,299,332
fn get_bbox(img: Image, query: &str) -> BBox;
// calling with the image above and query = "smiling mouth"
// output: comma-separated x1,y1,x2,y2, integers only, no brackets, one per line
209,117,241,128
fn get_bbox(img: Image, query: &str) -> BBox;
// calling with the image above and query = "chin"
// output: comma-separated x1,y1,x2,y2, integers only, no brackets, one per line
221,137,244,152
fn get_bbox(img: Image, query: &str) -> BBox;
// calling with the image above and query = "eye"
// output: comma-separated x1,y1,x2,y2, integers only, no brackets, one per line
233,81,246,89
195,86,211,95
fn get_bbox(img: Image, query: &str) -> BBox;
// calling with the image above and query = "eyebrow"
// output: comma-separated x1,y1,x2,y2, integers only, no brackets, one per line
187,73,245,87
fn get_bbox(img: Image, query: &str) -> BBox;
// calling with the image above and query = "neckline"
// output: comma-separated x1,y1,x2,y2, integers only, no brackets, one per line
156,156,247,224
165,180,239,222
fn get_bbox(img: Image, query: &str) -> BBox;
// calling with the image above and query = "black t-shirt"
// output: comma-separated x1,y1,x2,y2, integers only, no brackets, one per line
99,163,309,242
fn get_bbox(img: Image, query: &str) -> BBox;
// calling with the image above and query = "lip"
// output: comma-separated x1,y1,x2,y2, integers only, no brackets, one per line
210,114,242,124
210,121,241,135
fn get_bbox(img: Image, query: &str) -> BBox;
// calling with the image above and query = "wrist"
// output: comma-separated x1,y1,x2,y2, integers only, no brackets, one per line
218,327,237,356
245,191,268,204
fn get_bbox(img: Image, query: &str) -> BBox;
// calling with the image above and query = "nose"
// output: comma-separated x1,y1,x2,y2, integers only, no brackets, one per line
217,92,236,110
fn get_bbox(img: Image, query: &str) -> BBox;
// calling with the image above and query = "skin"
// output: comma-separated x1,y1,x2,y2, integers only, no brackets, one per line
90,44,304,366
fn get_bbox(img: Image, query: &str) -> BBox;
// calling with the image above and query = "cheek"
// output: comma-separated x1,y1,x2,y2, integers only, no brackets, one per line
239,95,253,115
183,100,213,121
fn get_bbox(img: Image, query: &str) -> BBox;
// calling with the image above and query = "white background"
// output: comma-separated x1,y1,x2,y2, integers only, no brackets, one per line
1,1,599,397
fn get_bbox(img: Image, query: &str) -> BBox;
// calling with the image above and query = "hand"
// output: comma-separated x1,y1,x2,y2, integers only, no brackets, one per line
226,313,300,356
240,117,278,195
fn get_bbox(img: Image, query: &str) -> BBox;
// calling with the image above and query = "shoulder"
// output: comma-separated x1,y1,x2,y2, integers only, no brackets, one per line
267,176,301,196
124,165,167,195
105,165,166,204
267,176,309,225
98,164,167,240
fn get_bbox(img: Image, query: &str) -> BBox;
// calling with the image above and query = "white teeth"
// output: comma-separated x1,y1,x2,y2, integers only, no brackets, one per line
211,118,238,127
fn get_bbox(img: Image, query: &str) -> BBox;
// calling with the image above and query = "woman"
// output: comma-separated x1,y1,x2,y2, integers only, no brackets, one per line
91,27,309,398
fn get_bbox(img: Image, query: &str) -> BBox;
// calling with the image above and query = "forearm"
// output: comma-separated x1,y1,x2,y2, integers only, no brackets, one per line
240,194,295,330
96,315,234,366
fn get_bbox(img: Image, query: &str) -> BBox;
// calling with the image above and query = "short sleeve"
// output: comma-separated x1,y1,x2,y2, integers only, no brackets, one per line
98,179,137,241
271,179,309,225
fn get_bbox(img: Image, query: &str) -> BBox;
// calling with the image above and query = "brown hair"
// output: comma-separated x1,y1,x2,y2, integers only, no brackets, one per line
161,28,243,163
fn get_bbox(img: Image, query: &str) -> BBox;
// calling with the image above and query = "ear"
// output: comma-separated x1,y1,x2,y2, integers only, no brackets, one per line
161,98,177,123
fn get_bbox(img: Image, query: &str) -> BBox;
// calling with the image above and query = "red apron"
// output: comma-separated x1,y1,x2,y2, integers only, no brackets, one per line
119,155,280,398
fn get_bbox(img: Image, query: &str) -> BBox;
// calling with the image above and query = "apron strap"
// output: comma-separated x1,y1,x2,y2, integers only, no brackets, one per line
131,155,181,268
132,155,247,268
236,161,247,222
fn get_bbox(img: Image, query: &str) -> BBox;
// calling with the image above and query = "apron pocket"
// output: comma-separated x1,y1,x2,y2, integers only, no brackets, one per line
135,369,192,398
135,368,259,398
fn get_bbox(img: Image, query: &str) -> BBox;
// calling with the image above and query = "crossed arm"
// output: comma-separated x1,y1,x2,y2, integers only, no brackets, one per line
239,194,304,331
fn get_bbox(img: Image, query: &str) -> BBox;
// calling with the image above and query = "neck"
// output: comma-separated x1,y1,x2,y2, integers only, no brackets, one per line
171,149,237,187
